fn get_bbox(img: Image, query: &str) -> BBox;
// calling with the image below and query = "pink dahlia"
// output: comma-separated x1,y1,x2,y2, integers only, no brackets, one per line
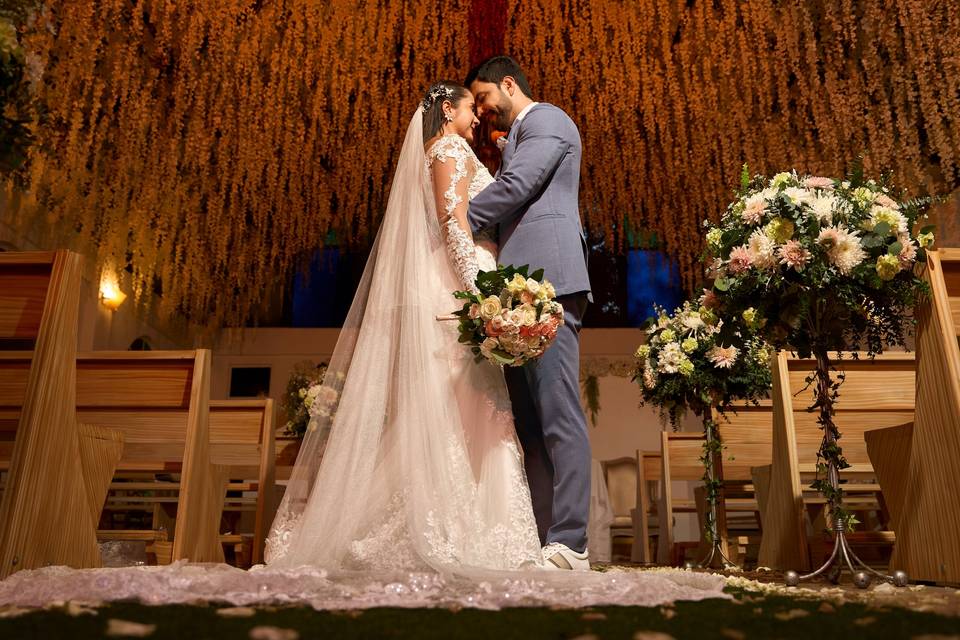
727,246,754,275
777,240,812,272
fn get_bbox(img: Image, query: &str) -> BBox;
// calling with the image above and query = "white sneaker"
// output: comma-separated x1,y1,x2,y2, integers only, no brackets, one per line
542,542,590,570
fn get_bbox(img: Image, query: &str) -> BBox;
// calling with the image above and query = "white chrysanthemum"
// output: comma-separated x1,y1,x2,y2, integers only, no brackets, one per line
783,186,814,206
809,195,836,224
747,229,778,270
832,226,867,275
657,342,684,374
680,311,706,334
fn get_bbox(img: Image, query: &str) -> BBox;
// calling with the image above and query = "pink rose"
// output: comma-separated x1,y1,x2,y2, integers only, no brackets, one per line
520,291,535,305
485,317,503,337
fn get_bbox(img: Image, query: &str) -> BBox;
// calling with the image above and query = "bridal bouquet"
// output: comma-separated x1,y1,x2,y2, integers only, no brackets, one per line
453,265,564,366
633,300,772,427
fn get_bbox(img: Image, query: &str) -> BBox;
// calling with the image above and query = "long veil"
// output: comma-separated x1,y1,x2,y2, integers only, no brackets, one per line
264,108,498,570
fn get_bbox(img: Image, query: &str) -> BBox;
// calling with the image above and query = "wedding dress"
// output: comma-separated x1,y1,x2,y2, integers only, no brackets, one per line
0,109,729,609
262,125,544,572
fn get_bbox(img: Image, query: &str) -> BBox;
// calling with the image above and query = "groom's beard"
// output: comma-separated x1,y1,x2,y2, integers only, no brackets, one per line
494,94,514,131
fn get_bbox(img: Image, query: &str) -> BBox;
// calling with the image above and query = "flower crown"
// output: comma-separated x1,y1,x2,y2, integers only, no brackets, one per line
421,84,455,112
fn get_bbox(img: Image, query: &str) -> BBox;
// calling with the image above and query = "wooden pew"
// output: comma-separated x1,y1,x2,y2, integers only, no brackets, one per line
657,432,706,565
759,351,914,571
633,449,661,564
600,456,637,562
0,251,124,578
72,350,225,563
869,248,960,583
710,402,775,564
208,399,276,565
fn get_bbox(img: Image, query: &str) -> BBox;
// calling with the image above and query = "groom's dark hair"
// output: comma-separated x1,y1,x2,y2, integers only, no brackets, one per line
465,56,533,98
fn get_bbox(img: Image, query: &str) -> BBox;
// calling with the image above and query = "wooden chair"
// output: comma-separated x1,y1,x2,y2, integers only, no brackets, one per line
0,251,124,578
209,399,276,566
632,449,662,564
599,456,636,562
758,351,914,571
73,350,226,564
867,248,960,583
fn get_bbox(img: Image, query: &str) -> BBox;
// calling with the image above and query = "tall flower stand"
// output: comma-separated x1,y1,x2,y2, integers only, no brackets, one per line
784,347,909,589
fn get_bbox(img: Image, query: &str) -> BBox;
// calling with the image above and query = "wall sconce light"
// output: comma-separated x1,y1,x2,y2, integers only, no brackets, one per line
99,273,127,311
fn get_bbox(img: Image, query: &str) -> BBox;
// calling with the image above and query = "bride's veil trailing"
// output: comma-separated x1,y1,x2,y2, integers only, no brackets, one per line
264,108,482,569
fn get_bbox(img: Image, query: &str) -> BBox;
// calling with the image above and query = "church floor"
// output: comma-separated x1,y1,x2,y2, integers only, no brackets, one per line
2,573,959,640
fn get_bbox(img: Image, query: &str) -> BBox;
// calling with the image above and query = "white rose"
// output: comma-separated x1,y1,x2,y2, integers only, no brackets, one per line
479,296,502,321
525,278,541,296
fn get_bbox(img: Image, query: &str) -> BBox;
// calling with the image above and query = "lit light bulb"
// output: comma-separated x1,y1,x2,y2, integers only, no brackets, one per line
99,272,127,311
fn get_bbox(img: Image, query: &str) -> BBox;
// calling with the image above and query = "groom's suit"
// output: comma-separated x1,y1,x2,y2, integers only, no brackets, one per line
468,103,592,553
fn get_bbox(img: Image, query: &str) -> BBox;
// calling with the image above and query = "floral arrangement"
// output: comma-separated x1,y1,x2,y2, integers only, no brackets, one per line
454,265,564,367
703,166,933,357
633,300,772,428
280,360,329,438
633,299,771,556
702,165,933,532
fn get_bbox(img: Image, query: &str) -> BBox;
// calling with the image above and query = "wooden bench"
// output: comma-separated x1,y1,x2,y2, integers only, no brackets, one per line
209,399,276,565
866,248,960,583
759,351,914,571
710,401,775,564
0,251,124,578
70,350,225,563
657,431,710,566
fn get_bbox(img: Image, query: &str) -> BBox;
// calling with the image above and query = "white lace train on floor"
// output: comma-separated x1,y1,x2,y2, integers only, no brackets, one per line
0,562,729,610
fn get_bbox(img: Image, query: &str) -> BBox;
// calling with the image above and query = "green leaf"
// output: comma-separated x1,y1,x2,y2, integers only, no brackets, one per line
888,240,903,256
740,163,750,190
530,268,545,282
861,233,884,249
920,225,936,235
714,278,732,292
490,349,515,365
872,221,891,237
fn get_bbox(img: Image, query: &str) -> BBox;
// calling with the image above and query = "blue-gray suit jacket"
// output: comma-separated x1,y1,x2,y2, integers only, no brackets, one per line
467,103,591,299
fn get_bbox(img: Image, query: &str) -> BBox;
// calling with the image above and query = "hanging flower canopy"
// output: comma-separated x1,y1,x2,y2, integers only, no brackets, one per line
6,0,960,329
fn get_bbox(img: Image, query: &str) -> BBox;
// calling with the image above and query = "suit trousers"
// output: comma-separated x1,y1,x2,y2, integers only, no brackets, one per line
503,293,592,553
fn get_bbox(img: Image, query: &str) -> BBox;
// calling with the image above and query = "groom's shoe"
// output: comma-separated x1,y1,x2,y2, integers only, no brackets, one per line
542,542,590,571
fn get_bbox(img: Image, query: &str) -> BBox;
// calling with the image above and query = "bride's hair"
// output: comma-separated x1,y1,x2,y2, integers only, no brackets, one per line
421,81,470,144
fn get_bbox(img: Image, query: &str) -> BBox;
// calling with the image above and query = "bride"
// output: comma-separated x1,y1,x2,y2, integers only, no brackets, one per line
263,81,546,571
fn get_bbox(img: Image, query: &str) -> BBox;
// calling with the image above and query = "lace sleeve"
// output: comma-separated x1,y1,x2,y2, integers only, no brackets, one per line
428,137,480,293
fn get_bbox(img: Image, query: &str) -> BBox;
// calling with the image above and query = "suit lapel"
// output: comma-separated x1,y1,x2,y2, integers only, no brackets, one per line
497,135,517,177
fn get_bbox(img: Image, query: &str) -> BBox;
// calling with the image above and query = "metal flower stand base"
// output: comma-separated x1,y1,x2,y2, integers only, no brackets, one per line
784,349,909,589
784,460,909,589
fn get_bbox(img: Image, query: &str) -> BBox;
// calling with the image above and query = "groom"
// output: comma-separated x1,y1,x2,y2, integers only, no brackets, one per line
466,56,593,570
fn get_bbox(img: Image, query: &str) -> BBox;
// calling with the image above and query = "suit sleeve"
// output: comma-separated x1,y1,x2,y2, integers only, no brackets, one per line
467,111,570,232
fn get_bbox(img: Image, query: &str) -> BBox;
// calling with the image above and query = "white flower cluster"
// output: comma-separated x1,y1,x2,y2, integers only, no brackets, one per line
635,301,729,389
715,172,930,281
